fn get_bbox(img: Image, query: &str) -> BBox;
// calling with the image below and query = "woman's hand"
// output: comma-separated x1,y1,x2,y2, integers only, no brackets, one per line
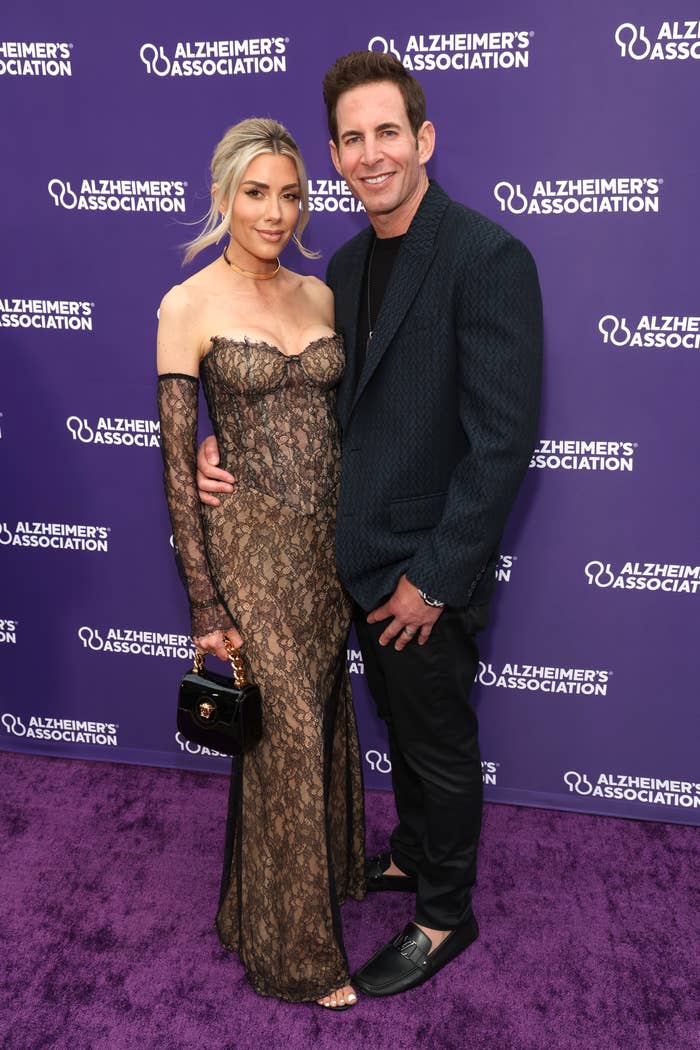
193,627,244,662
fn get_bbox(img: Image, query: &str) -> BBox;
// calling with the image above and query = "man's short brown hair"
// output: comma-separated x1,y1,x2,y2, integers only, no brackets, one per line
322,51,427,146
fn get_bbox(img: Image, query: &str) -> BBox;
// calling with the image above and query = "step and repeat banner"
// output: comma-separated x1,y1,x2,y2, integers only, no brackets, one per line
1,2,698,824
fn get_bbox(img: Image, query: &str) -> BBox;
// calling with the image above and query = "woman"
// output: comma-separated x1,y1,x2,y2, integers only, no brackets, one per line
157,118,365,1009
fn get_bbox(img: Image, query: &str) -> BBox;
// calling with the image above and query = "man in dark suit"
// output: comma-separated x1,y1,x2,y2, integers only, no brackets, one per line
198,51,542,997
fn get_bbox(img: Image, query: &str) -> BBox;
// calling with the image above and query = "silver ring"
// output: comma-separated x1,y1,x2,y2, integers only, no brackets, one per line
403,627,416,637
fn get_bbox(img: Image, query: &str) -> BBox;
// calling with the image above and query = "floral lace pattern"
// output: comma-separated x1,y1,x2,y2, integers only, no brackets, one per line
157,337,365,1002
157,374,235,638
201,334,345,515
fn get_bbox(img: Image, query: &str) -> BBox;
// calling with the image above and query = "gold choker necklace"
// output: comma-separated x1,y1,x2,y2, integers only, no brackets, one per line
223,245,280,280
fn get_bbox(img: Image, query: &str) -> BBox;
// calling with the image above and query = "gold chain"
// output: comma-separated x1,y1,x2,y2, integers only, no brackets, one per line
193,636,248,686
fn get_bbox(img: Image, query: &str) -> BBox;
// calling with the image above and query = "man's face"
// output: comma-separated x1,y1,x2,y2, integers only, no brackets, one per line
329,80,434,232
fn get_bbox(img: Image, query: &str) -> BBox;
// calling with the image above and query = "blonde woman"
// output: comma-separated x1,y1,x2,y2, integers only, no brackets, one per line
157,119,365,1009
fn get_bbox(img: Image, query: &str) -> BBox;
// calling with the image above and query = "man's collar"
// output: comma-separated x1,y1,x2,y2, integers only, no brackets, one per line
400,180,450,256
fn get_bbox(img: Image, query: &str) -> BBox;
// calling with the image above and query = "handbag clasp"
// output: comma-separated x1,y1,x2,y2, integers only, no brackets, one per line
198,699,216,720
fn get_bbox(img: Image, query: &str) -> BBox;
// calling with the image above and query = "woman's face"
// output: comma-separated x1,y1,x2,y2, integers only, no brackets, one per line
228,152,301,268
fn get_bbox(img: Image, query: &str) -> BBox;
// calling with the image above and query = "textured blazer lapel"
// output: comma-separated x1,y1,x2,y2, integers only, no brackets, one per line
349,182,451,419
334,228,373,428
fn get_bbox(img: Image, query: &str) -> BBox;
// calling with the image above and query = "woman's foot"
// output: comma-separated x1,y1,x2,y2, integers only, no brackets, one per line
317,983,358,1010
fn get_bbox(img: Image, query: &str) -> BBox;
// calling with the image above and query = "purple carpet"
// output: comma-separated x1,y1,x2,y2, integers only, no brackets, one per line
0,751,697,1050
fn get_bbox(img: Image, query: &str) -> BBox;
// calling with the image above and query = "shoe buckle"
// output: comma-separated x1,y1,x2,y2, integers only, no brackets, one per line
397,937,418,960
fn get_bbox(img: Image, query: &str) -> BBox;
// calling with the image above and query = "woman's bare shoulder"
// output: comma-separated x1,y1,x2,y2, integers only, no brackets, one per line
159,262,219,320
159,283,193,319
300,272,332,296
299,273,334,312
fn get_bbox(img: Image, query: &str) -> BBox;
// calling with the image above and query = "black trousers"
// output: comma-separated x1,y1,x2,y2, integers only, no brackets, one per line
355,604,484,930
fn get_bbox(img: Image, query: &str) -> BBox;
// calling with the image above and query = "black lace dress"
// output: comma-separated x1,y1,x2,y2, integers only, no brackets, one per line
157,334,365,1002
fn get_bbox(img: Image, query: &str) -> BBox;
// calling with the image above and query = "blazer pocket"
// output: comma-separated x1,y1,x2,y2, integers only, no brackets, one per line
390,491,447,533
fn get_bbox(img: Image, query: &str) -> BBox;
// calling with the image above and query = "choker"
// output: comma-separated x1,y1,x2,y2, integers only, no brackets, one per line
223,244,280,280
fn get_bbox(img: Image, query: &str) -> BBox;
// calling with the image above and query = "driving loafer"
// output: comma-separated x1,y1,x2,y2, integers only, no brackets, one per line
354,916,479,997
364,851,417,893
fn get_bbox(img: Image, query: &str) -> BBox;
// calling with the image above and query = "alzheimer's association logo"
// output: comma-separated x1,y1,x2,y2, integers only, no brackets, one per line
584,559,700,595
48,178,78,209
599,314,700,351
615,24,654,59
531,439,636,472
307,178,365,215
67,417,94,443
78,624,195,659
1,713,27,736
367,30,532,71
48,178,187,214
139,38,288,77
78,626,105,651
564,770,593,795
477,660,610,696
0,520,109,552
139,43,170,75
615,21,700,61
0,41,72,77
565,769,700,809
598,315,632,347
494,177,661,216
66,415,160,448
0,296,93,332
584,561,616,588
365,749,392,773
1,711,118,747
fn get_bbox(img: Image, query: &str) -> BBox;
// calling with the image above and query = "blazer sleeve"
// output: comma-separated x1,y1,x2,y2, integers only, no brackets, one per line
405,236,543,606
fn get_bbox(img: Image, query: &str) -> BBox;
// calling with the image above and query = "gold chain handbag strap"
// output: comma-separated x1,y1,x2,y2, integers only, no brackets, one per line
193,636,249,688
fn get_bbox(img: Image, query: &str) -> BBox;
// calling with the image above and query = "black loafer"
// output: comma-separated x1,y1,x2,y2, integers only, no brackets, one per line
364,852,417,893
354,916,479,997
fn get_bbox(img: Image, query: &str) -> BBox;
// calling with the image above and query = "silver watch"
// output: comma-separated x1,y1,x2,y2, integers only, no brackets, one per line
418,588,445,608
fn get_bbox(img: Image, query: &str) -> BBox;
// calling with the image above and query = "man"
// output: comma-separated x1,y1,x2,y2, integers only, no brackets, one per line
197,51,542,997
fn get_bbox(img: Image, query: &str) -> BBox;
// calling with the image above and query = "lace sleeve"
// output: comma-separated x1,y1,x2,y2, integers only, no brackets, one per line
157,373,235,638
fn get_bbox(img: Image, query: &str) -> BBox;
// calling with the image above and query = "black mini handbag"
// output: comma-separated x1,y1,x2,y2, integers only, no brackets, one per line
177,638,262,756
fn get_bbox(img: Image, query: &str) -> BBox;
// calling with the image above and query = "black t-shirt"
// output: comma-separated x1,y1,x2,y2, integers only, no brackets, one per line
354,233,404,393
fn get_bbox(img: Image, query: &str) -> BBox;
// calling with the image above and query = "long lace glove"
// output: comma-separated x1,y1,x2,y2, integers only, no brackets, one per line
157,373,235,639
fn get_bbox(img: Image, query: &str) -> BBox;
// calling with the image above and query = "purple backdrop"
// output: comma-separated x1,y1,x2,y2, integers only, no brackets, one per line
2,2,698,824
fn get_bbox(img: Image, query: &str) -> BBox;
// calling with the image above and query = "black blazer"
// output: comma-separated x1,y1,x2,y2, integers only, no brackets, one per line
326,181,543,612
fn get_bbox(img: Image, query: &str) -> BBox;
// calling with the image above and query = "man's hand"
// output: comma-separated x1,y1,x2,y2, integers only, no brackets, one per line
367,575,444,650
196,435,236,507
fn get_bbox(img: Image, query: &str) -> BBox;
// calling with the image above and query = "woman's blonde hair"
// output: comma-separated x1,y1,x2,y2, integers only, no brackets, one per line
183,117,317,264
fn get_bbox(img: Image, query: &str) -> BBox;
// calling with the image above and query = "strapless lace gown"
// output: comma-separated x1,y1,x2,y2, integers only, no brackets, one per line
157,334,365,1002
